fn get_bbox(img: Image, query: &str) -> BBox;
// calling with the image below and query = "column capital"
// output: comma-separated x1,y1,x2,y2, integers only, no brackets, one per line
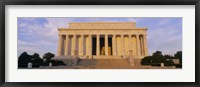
96,34,100,36
142,34,147,36
112,34,117,37
120,34,124,37
65,34,69,37
136,34,140,36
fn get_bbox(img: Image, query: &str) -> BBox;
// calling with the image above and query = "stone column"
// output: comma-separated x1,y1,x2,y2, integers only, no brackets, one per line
79,34,84,56
136,34,141,55
57,34,62,56
112,34,117,56
75,35,77,55
121,35,124,56
140,36,144,55
64,35,69,55
129,35,132,55
105,34,108,55
96,34,100,56
143,34,148,56
71,34,77,56
89,35,92,56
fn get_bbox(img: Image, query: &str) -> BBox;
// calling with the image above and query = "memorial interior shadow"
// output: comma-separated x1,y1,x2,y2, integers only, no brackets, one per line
92,37,113,55
92,37,96,55
100,37,105,55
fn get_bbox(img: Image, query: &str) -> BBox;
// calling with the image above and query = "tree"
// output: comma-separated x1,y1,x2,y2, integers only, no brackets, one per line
164,54,173,59
32,53,40,58
141,51,174,66
31,53,43,67
18,52,32,67
174,51,182,64
18,52,66,67
152,51,163,57
151,51,165,63
141,56,153,65
43,52,55,61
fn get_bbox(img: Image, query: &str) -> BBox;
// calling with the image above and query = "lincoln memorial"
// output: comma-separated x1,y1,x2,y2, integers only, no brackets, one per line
57,22,148,59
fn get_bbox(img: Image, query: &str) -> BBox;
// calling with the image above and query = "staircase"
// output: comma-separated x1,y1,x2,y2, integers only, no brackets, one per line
77,59,132,69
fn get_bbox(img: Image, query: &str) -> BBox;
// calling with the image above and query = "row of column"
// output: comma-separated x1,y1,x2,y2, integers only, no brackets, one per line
110,34,148,56
57,34,148,56
57,34,92,56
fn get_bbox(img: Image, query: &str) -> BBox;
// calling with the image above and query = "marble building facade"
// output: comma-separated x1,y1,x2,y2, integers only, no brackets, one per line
57,22,148,59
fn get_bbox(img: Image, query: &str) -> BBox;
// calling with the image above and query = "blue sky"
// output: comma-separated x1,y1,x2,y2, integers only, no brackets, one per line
18,17,182,57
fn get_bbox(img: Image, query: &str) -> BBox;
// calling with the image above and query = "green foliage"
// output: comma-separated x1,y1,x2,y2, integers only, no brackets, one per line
43,52,55,61
141,51,175,66
32,53,40,58
18,52,43,67
18,52,66,68
174,51,182,64
18,52,32,67
164,54,173,59
152,51,163,57
43,60,66,66
141,56,152,65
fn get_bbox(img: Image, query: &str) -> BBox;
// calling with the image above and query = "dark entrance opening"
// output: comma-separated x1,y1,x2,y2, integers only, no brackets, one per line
100,37,105,55
108,37,112,55
92,37,96,55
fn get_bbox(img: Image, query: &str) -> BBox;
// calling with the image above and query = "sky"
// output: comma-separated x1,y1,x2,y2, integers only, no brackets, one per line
17,17,182,57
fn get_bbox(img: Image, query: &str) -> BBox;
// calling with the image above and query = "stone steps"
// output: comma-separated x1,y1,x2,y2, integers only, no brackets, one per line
54,56,144,69
77,59,132,69
92,56,122,59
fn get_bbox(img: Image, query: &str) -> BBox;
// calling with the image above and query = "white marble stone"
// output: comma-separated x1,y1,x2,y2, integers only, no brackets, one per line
57,22,148,59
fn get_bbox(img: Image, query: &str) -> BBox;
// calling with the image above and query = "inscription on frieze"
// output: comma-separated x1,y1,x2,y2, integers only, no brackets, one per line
68,22,136,29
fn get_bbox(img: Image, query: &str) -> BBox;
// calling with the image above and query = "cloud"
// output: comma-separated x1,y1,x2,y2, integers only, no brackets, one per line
18,40,39,46
146,18,182,55
18,17,182,56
